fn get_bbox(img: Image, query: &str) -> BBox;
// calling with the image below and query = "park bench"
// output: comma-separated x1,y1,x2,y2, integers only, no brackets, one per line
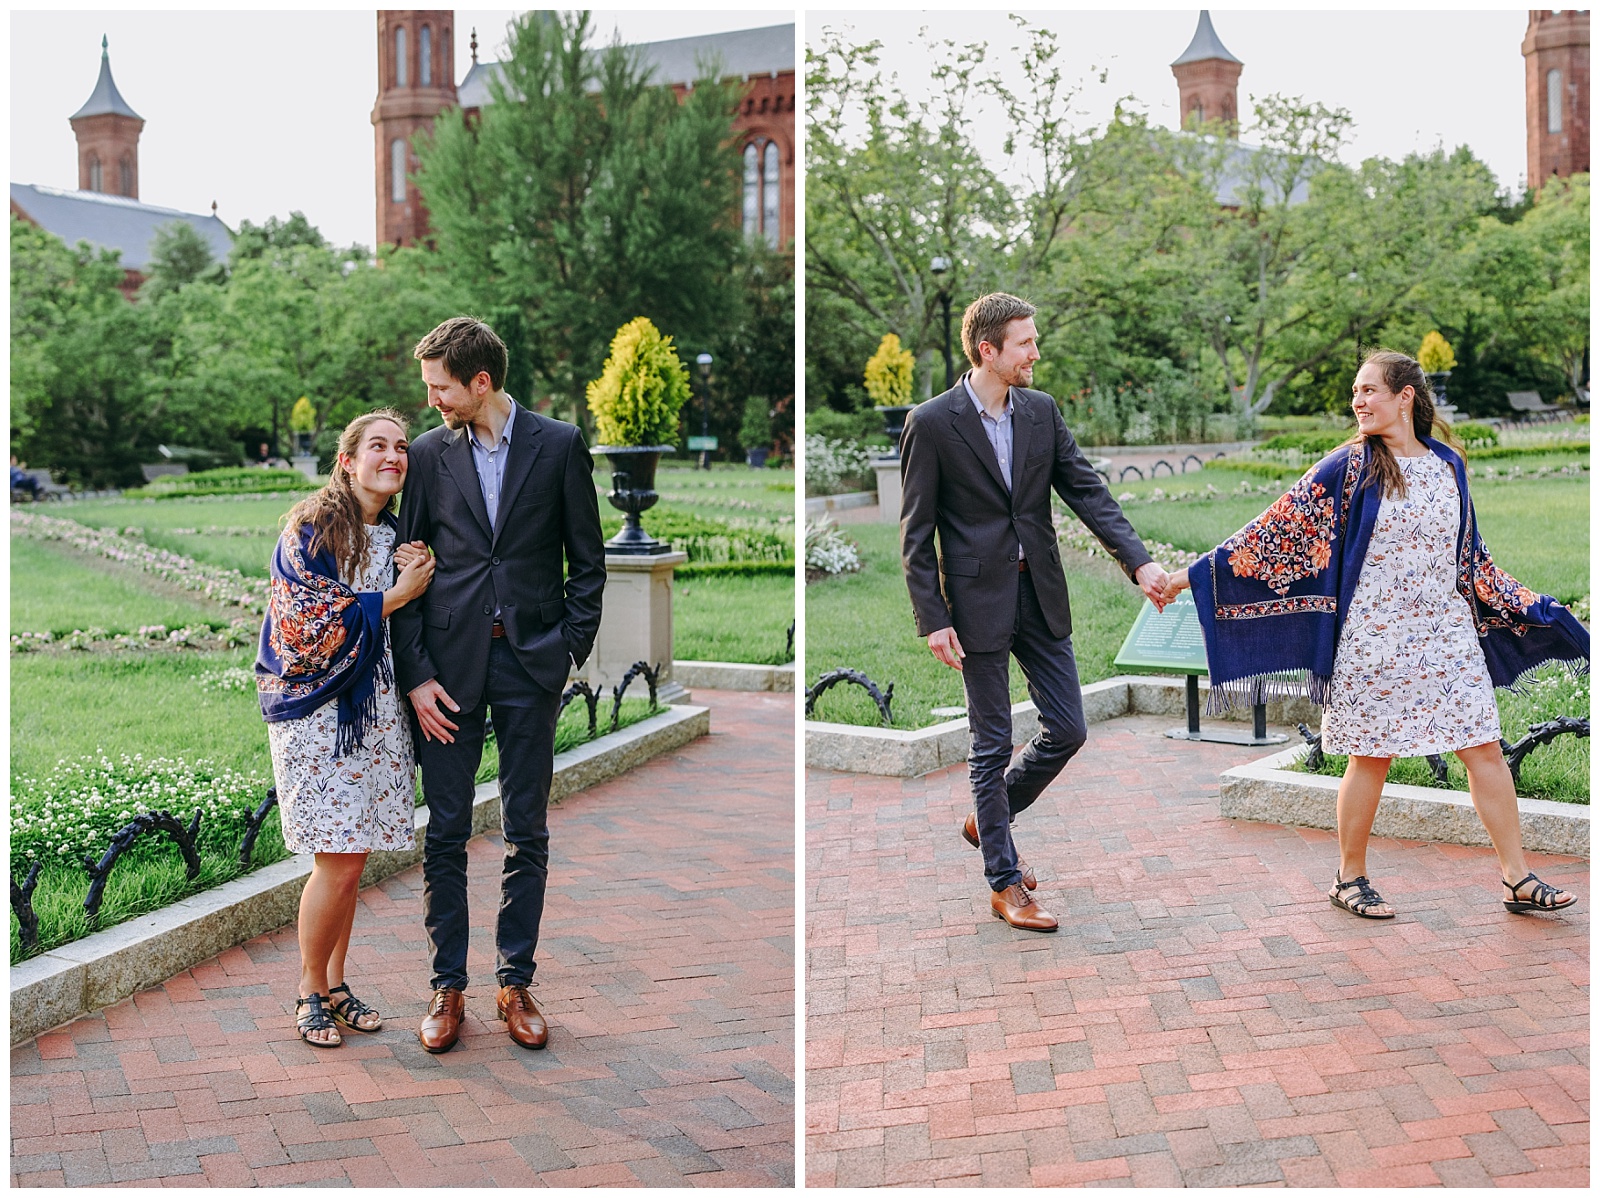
10,467,69,503
1506,390,1568,423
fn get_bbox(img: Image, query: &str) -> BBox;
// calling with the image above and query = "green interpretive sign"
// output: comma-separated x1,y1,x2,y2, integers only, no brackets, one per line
686,435,719,451
1113,589,1209,676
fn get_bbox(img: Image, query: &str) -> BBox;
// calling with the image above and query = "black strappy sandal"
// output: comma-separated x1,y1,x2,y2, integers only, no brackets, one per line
328,982,383,1032
295,993,342,1047
1503,873,1578,914
1329,874,1395,919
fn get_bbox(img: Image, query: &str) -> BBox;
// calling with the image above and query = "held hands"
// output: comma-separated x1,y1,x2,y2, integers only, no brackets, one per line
1158,566,1191,606
928,627,965,672
393,540,429,571
408,679,460,744
389,548,435,606
1134,562,1169,613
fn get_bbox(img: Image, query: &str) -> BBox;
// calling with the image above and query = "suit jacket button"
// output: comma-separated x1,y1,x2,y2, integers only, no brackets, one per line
482,605,492,615
1008,553,1017,562
492,556,501,565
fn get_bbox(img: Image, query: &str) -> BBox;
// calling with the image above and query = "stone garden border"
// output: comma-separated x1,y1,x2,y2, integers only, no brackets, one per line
674,659,795,692
803,491,876,517
1221,743,1590,860
10,704,709,1046
804,674,1318,777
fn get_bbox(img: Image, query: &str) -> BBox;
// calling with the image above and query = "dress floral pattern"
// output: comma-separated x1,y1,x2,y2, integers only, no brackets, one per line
1321,451,1500,757
268,524,416,853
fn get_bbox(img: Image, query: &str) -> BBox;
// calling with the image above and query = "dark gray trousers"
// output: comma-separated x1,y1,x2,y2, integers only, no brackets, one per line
960,570,1090,892
417,637,561,991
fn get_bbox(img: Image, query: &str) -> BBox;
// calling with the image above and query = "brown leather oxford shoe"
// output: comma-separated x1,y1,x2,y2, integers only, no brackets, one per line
496,985,549,1049
418,987,464,1053
961,812,1037,890
991,883,1058,932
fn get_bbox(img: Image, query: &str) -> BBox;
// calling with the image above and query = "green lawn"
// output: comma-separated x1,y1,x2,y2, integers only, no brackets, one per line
675,573,795,664
11,538,229,635
804,524,1144,728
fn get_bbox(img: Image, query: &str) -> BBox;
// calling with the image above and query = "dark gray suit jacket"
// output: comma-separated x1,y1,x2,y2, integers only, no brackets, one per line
899,380,1152,655
391,404,606,705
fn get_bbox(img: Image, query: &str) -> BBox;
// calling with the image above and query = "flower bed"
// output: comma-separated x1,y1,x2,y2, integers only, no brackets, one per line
11,511,268,614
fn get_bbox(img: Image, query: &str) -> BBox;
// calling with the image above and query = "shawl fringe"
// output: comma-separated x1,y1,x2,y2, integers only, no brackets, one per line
1204,670,1315,716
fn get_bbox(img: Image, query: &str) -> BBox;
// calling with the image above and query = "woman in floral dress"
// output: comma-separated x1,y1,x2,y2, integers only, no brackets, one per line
1161,351,1585,920
257,410,435,1046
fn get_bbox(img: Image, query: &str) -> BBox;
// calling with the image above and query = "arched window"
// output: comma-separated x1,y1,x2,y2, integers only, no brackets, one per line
1547,68,1563,134
742,143,760,236
119,156,133,196
762,141,781,247
88,153,102,192
420,26,432,87
391,138,407,204
395,26,408,88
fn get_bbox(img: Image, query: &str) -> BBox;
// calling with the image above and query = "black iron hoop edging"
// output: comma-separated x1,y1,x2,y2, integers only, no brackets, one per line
610,661,662,732
1503,717,1589,784
237,788,280,869
560,680,601,738
1182,454,1204,474
1296,723,1324,770
786,619,796,662
10,862,41,953
1151,459,1175,478
84,809,203,922
1118,465,1144,482
806,669,895,726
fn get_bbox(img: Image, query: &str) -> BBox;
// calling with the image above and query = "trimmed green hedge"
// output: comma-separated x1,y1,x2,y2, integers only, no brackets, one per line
125,467,316,499
676,560,794,580
601,510,790,564
1256,430,1348,456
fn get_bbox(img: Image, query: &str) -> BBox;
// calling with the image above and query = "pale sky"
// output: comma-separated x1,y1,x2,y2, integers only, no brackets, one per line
11,9,798,252
809,10,1534,198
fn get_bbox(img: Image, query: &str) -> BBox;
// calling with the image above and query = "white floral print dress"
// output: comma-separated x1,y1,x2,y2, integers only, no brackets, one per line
268,524,417,853
1320,450,1500,757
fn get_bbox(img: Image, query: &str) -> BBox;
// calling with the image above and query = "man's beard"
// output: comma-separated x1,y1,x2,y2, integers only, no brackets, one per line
998,361,1034,388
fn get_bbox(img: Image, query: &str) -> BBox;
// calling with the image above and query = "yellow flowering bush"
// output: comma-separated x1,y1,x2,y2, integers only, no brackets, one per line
585,317,692,447
864,334,915,407
1418,331,1457,374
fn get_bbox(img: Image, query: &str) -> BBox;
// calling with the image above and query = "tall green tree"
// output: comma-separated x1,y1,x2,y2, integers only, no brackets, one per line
11,217,154,486
414,10,744,422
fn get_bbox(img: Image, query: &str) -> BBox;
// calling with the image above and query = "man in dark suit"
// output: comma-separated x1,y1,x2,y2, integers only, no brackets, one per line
391,317,606,1050
900,293,1168,932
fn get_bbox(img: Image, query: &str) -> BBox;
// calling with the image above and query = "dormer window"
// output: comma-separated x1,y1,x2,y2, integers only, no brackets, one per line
762,141,780,247
743,139,782,246
119,155,133,196
396,26,408,88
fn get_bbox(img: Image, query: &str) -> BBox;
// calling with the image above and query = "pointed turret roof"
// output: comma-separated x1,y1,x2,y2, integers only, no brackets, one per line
1172,11,1241,66
71,36,142,121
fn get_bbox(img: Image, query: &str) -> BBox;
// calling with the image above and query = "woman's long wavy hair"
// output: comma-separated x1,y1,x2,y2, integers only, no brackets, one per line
281,408,410,580
1342,349,1461,500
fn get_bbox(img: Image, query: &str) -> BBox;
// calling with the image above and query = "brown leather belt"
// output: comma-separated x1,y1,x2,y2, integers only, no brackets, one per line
491,620,506,638
1018,558,1029,573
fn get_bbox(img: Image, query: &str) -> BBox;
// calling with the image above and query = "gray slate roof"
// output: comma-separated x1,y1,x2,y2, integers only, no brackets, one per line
10,184,232,272
1172,11,1241,66
458,23,793,109
71,38,142,121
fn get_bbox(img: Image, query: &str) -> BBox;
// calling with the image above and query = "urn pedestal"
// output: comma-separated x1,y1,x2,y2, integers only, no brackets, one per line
578,550,690,706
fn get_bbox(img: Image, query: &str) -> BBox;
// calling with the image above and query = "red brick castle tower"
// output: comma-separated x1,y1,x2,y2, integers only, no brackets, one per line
1523,10,1590,186
70,36,144,199
371,11,457,248
1171,11,1242,136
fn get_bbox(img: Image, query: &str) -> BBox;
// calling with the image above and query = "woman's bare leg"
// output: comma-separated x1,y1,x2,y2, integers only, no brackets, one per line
1454,741,1573,905
1335,754,1394,915
297,853,368,1044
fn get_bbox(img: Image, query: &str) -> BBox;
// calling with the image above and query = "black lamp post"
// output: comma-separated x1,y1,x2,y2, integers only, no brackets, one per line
930,256,955,392
696,352,713,470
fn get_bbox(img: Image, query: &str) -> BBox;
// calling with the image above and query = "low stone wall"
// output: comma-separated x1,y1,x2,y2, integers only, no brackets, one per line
10,704,710,1046
674,660,795,693
804,675,1297,777
1220,743,1590,860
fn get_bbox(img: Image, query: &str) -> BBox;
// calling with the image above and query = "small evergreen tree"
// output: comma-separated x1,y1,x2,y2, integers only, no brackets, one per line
585,317,692,447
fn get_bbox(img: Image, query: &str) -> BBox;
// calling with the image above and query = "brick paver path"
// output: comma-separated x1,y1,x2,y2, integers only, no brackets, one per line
13,688,794,1188
807,714,1588,1187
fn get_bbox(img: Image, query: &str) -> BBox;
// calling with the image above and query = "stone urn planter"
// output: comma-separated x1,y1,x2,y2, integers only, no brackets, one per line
594,444,674,555
747,447,769,469
1426,371,1451,410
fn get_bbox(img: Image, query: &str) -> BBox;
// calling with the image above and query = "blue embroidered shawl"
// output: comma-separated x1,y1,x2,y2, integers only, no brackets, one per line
1189,437,1589,713
256,516,394,755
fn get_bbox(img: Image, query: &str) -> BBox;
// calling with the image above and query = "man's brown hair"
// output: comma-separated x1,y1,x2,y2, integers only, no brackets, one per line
960,293,1038,368
413,316,508,391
